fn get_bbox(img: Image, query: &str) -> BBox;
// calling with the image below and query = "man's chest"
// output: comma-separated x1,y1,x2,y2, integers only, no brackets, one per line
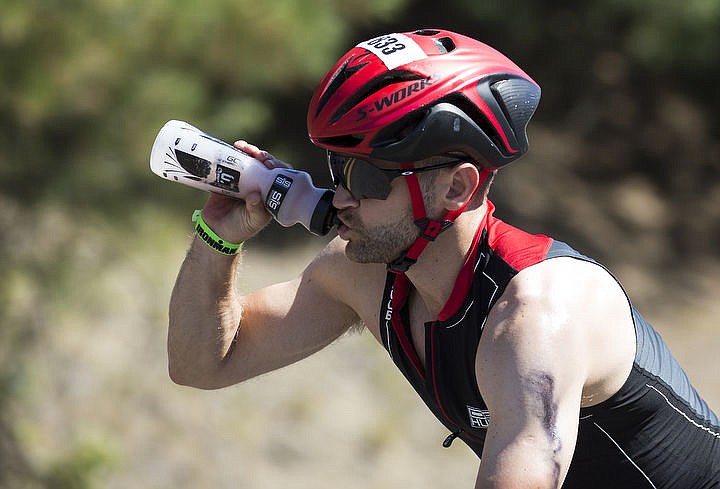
371,244,526,455
378,292,494,455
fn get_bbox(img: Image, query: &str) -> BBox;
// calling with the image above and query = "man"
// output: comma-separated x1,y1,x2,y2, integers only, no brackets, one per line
167,29,720,487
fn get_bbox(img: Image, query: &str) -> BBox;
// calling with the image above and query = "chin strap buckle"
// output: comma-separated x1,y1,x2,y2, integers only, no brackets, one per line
387,218,455,273
415,217,454,241
387,255,417,274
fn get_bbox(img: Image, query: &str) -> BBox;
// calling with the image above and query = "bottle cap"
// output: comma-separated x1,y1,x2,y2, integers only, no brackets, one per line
309,190,337,236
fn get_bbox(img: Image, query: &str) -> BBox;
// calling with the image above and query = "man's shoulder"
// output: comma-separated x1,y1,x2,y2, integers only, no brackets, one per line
488,256,628,339
483,255,637,412
505,256,621,306
483,256,630,369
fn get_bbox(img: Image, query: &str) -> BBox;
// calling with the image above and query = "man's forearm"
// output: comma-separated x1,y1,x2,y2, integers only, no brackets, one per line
167,237,243,388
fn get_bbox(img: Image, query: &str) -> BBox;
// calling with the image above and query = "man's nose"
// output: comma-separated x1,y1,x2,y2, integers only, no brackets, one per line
332,184,360,209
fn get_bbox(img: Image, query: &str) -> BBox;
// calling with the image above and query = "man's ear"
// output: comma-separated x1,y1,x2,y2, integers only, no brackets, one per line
444,163,480,210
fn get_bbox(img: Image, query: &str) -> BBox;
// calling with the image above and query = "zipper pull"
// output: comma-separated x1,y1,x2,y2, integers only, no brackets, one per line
442,431,461,448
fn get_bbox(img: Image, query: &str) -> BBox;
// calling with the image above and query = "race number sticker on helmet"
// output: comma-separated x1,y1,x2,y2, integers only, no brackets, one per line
357,33,427,70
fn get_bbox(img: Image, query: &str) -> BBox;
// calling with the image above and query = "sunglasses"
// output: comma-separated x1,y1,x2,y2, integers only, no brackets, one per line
327,151,467,200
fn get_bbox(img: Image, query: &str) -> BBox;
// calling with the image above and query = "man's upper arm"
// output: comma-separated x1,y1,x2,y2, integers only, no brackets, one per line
216,240,361,386
475,261,588,488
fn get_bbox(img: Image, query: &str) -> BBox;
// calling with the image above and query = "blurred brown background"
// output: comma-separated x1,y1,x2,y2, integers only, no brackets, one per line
1,1,718,487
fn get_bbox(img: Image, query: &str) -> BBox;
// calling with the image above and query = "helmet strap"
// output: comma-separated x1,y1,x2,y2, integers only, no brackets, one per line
387,165,490,274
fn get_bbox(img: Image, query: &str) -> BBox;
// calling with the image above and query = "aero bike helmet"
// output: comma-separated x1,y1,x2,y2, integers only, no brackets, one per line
307,29,541,169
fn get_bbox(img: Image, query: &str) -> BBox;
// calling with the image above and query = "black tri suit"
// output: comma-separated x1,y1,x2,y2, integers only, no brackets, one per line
378,201,720,488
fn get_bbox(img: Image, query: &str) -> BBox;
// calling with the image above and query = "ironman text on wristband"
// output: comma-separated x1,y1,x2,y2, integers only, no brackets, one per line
191,209,242,255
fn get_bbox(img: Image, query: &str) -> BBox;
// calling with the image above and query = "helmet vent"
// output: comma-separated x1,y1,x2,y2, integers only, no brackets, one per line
317,134,365,148
315,56,369,118
490,78,541,139
434,37,456,54
413,29,441,36
329,71,424,124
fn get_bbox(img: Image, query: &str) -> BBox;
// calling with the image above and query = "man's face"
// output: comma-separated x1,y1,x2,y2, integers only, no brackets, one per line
337,197,418,264
333,171,441,264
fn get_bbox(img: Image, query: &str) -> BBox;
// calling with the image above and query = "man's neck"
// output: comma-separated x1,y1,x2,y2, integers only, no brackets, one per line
403,202,488,317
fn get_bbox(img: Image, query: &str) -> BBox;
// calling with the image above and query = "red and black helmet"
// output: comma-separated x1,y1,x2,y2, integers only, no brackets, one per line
307,29,541,169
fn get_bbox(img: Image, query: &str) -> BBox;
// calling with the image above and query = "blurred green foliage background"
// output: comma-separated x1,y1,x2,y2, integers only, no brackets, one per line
1,1,718,488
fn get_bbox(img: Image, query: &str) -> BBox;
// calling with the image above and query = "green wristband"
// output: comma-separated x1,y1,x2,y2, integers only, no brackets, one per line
191,210,242,255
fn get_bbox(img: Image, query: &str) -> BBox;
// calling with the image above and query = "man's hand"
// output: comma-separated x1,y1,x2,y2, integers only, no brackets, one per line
200,140,291,244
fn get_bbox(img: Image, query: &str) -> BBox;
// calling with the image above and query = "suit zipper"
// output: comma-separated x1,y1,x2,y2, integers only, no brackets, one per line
428,320,466,448
442,430,462,448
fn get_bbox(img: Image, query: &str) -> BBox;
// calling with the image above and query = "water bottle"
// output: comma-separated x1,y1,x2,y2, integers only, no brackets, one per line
150,120,336,235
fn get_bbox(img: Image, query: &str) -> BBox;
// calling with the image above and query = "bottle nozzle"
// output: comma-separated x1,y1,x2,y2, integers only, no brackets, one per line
309,190,337,236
